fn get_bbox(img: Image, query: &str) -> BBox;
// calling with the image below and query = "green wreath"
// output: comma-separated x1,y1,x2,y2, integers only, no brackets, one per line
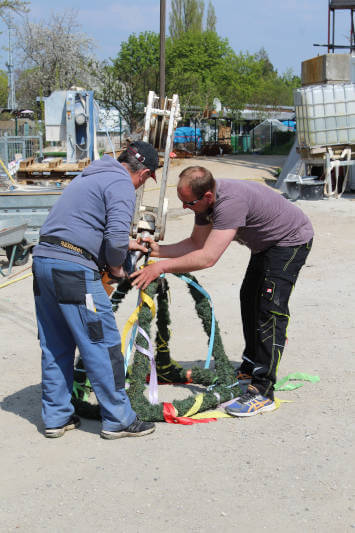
72,274,241,422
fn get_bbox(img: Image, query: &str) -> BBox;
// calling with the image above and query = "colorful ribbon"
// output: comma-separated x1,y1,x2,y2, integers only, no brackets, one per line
274,372,320,391
176,274,215,369
134,325,159,405
163,402,217,425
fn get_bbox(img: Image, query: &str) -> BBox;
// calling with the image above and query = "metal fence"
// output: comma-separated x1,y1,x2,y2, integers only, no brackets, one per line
0,134,43,167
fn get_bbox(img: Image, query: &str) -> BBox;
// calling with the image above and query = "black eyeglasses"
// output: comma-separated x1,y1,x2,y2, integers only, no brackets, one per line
182,193,205,206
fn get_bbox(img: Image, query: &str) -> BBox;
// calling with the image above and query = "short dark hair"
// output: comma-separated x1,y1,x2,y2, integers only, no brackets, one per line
178,166,215,196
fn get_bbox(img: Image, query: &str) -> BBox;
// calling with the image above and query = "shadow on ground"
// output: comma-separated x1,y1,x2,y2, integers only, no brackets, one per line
1,383,42,430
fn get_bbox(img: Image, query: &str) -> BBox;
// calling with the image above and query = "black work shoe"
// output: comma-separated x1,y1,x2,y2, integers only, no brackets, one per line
100,417,155,440
45,414,81,438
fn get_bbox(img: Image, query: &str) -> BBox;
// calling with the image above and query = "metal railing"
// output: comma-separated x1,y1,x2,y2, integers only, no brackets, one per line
0,134,43,167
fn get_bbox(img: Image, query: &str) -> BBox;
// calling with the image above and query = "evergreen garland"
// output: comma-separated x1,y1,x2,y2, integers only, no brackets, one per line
72,274,241,422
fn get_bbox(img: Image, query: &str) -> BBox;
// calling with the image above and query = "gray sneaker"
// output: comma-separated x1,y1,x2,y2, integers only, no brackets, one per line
45,414,81,438
100,417,155,440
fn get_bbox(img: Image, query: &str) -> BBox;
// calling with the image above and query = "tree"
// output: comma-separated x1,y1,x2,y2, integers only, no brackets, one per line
0,69,8,106
166,30,232,113
15,11,95,108
169,0,205,40
206,1,216,32
0,0,29,20
215,51,264,118
255,47,275,76
94,32,160,131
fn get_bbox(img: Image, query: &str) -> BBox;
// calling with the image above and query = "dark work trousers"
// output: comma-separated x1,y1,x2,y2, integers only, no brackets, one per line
239,239,312,399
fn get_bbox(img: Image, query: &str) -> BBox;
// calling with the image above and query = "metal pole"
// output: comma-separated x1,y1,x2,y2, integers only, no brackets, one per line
39,132,43,159
328,2,331,53
119,115,122,148
4,133,8,168
332,9,335,53
160,0,166,107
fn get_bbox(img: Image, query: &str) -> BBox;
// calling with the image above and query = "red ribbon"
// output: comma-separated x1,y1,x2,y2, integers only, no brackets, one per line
163,402,217,425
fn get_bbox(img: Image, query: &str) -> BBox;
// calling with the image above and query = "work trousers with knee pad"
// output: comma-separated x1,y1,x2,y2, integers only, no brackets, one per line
239,240,312,399
32,256,136,431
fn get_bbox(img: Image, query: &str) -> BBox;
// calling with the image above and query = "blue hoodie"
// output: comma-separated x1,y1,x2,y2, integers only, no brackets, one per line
33,155,136,270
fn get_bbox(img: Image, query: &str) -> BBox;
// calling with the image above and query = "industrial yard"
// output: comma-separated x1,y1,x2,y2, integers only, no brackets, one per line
1,154,354,532
0,1,355,531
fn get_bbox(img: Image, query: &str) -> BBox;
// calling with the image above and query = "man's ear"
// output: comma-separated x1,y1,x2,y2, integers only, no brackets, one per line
140,168,150,179
205,190,214,203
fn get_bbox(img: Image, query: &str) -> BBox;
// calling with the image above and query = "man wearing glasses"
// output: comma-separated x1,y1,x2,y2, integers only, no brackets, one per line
131,165,314,418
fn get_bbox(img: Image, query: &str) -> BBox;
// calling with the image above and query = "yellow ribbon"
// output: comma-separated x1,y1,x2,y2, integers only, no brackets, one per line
183,396,290,420
121,290,156,355
183,393,204,417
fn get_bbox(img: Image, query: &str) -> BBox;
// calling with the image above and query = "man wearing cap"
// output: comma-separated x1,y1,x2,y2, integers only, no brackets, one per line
32,141,158,439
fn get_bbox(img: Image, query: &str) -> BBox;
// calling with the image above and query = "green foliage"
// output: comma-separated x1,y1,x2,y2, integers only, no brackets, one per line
0,70,8,107
169,0,204,40
96,5,300,132
166,30,231,112
206,1,217,32
95,31,160,131
72,274,239,423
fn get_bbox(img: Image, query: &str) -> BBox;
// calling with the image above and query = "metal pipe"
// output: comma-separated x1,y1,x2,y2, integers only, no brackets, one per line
160,0,166,108
328,1,331,53
332,9,335,53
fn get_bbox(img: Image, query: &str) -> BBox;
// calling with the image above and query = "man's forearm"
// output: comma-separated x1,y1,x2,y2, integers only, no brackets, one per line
159,248,215,274
158,238,198,258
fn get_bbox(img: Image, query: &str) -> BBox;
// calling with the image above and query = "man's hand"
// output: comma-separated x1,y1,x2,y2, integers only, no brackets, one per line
130,262,163,290
141,236,160,257
128,238,149,254
109,265,127,278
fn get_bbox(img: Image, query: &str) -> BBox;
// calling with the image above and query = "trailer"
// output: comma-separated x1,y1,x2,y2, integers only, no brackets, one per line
0,186,63,265
0,220,28,274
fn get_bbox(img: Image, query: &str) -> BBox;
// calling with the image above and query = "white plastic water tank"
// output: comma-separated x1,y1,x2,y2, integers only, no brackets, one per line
294,83,355,147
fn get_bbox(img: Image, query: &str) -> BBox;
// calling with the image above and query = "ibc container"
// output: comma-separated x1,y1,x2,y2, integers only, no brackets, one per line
294,83,355,147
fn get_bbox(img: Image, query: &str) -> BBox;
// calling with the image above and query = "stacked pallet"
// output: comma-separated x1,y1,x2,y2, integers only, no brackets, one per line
16,157,91,183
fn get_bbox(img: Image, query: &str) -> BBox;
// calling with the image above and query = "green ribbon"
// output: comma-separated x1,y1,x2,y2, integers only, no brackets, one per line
274,372,320,391
72,377,91,402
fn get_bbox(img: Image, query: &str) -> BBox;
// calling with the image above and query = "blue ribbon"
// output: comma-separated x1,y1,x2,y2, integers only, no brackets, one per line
175,274,216,369
124,274,216,372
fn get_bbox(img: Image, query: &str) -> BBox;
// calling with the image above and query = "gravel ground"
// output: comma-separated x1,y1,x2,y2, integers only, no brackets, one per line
0,154,354,532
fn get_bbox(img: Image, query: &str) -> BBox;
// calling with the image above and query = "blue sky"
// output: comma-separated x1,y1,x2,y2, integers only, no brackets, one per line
0,0,352,76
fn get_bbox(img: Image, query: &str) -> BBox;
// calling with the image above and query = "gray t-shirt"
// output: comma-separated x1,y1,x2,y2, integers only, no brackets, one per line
195,179,314,253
